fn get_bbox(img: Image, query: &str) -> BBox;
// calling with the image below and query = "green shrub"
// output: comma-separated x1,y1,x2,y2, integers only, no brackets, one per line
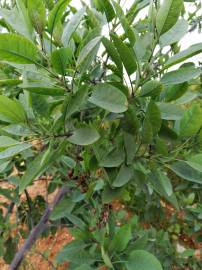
0,0,202,269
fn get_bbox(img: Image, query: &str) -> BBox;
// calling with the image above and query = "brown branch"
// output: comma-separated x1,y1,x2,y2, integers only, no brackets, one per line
9,186,70,270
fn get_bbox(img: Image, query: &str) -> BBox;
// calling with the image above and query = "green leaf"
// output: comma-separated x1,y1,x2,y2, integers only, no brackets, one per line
112,0,136,45
0,143,31,160
141,101,160,143
0,160,10,173
181,249,195,258
28,0,46,34
175,91,198,105
0,34,39,64
89,83,128,113
187,154,202,173
156,0,183,36
102,186,125,203
157,102,183,120
0,136,22,150
0,6,33,40
95,0,115,22
56,241,88,264
111,33,137,76
159,123,178,141
61,155,76,169
126,0,150,24
102,37,123,76
50,198,75,220
151,170,173,196
15,0,34,40
101,246,114,269
0,95,27,123
155,137,168,156
110,224,132,252
52,19,63,45
68,127,100,146
77,36,102,68
113,164,133,187
170,161,202,184
51,47,73,75
65,213,86,229
124,132,136,165
146,101,162,134
62,8,85,46
140,80,163,98
126,250,163,270
19,149,51,193
160,19,188,47
122,105,140,134
180,103,202,137
99,148,125,168
149,170,179,209
48,0,71,34
161,67,202,85
163,82,189,102
65,85,89,119
142,118,153,144
165,43,202,68
2,124,34,136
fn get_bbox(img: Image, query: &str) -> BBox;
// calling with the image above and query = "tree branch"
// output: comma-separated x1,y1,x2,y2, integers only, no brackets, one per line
9,186,70,270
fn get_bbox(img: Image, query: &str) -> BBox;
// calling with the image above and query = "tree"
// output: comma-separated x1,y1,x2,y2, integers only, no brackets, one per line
0,0,201,269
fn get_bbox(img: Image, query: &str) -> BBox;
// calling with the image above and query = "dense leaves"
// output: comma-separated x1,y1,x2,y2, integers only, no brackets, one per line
0,1,202,270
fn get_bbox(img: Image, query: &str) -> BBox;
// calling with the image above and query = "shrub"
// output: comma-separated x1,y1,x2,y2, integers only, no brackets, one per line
0,0,202,269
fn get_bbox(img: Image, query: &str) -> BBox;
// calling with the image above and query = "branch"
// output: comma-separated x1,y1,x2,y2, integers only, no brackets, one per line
9,186,70,270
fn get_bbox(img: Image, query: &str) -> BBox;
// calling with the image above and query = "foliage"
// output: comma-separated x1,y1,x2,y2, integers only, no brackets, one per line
0,0,201,269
